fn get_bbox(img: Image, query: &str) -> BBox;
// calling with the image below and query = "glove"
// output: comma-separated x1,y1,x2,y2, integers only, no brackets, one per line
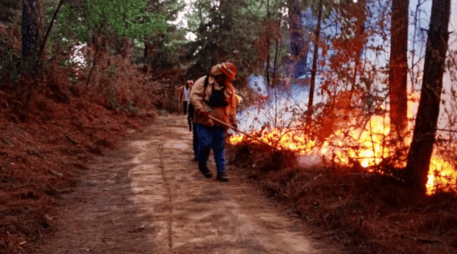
199,108,209,118
229,115,238,130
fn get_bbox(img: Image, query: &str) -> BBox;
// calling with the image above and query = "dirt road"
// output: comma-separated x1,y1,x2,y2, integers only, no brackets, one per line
37,115,341,254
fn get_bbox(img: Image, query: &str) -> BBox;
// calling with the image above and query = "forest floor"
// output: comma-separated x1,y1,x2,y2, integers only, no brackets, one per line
31,115,342,254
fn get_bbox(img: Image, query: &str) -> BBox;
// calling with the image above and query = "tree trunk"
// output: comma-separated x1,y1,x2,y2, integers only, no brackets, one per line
22,0,40,72
37,0,44,60
389,0,409,142
288,0,306,79
39,0,65,64
272,39,280,86
405,0,451,193
307,0,323,124
352,0,367,90
265,0,271,87
409,0,426,92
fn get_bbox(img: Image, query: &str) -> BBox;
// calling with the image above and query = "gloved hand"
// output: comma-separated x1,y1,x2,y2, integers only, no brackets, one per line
199,108,209,118
229,115,238,130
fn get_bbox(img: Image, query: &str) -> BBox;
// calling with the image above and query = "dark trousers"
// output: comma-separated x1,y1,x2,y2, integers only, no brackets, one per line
183,101,188,115
192,121,198,158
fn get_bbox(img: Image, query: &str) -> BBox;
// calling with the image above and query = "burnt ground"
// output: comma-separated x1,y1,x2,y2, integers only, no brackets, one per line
32,115,342,254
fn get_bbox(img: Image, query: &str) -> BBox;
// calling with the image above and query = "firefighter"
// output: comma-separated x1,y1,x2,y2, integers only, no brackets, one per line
187,80,199,160
189,62,238,182
176,80,193,114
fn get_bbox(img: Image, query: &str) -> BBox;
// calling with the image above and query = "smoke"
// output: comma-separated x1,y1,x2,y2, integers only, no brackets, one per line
236,81,311,132
297,154,324,169
247,74,268,96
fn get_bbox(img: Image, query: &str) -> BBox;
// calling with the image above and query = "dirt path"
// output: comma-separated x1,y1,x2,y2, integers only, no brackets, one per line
36,115,342,254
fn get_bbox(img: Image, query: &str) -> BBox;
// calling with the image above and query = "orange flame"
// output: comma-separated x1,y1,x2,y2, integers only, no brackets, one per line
229,92,457,195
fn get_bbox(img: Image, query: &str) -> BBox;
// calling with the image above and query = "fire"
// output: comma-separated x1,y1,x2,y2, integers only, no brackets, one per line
427,156,457,195
229,92,457,195
230,128,318,153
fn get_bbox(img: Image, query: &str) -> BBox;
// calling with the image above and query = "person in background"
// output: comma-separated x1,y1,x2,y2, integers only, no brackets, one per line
189,62,238,182
187,81,199,161
182,80,192,115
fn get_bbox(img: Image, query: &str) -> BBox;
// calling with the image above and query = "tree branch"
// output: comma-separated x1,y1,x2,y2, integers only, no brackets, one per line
38,0,65,63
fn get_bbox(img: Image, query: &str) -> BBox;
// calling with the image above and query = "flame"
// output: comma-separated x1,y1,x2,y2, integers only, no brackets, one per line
230,128,318,154
229,91,457,195
426,156,457,195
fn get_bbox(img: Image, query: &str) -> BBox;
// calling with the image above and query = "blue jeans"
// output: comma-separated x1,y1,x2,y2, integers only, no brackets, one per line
192,122,198,157
195,124,226,173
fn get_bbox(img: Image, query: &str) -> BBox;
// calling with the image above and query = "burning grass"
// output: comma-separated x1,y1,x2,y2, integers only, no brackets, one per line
229,124,457,196
227,87,457,253
230,89,457,195
227,141,457,254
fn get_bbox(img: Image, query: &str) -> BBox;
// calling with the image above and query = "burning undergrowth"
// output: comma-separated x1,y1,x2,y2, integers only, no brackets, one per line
231,87,457,195
227,85,457,253
227,141,457,254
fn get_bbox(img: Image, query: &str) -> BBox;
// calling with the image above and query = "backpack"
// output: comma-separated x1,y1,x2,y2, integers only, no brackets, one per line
203,76,229,108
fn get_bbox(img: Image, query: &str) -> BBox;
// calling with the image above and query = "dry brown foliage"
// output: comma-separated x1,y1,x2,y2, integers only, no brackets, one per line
0,38,185,252
227,142,457,254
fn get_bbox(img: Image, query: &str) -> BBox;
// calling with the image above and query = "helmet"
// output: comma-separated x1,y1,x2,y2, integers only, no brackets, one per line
220,62,237,80
235,94,243,105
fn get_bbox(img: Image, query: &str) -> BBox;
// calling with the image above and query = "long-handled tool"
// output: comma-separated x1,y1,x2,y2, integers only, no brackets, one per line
208,115,279,150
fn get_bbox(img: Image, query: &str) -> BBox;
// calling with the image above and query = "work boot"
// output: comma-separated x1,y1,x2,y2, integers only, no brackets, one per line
217,172,229,182
199,166,212,178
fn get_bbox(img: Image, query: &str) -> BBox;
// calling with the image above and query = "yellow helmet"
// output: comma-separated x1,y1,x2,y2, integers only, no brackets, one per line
235,94,243,105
